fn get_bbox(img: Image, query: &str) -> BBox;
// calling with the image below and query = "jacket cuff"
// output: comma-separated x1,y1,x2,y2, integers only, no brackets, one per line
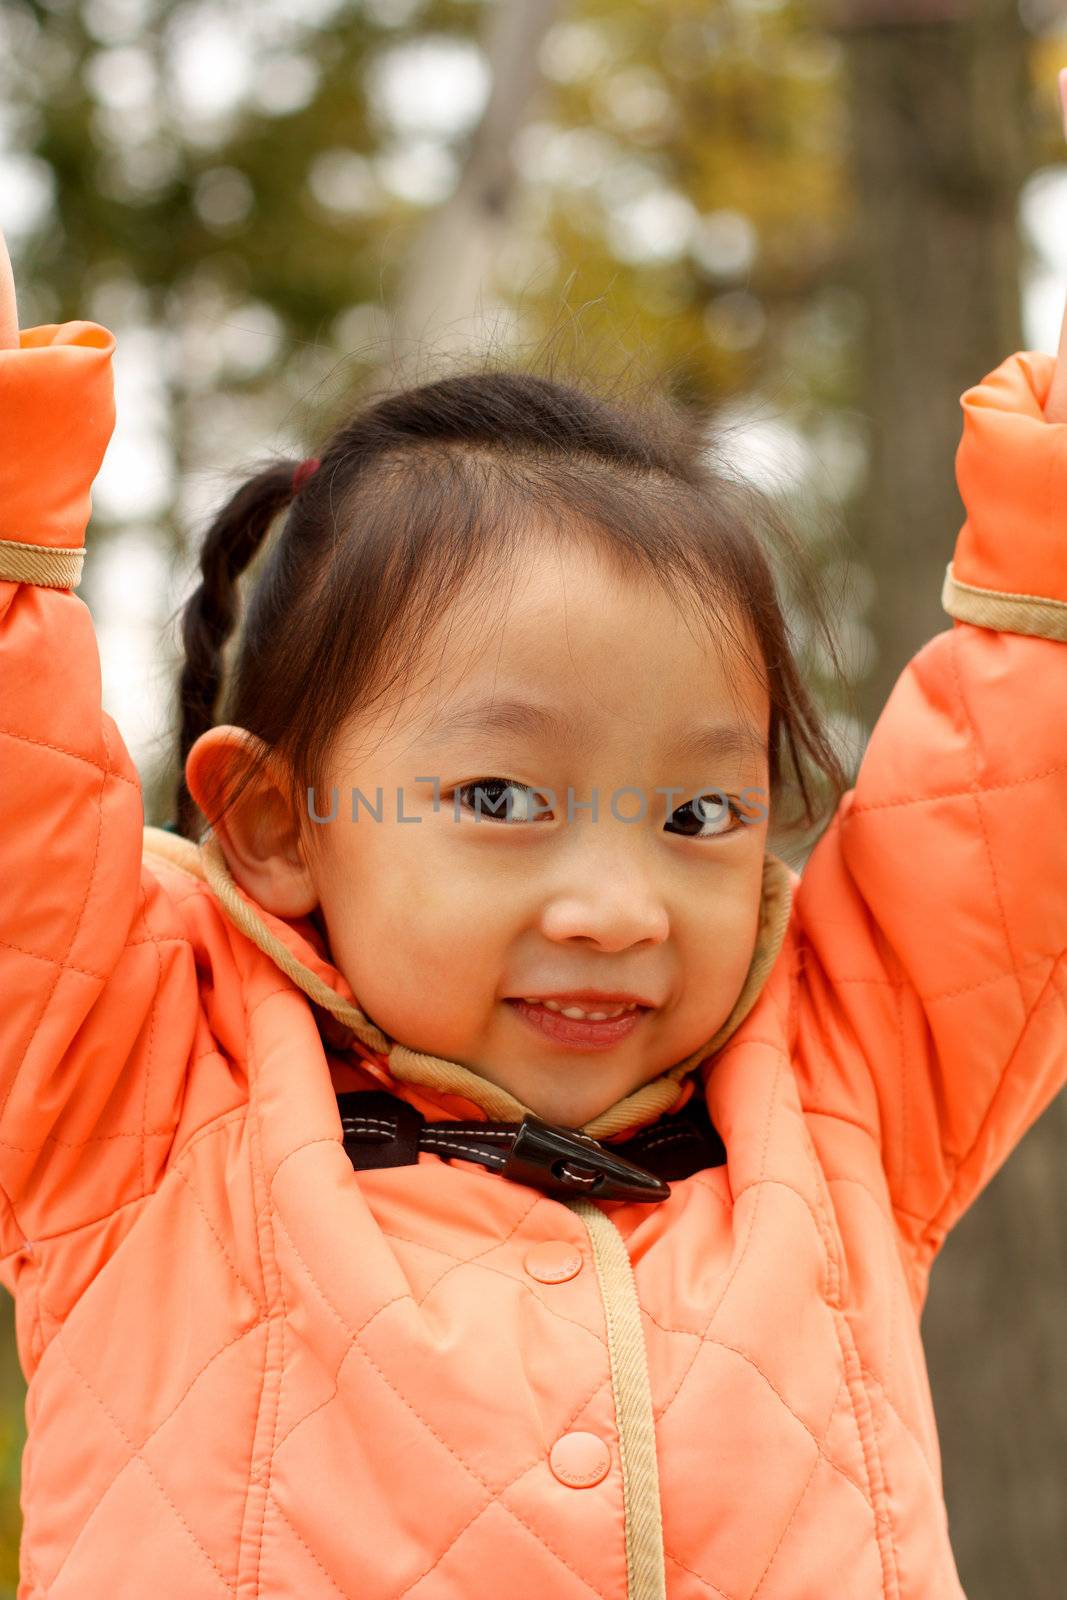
0,321,117,587
941,560,1067,641
945,349,1067,631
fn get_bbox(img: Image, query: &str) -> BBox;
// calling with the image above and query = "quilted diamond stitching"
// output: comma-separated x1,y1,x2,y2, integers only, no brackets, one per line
0,929,108,980
243,1021,286,1600
748,1377,847,1598
170,1166,266,1317
268,1205,617,1596
376,1224,612,1341
834,1306,897,1599
640,1301,869,1508
138,889,159,1199
920,947,1060,1006
381,1185,546,1298
0,721,139,782
0,1124,176,1153
28,1123,275,1573
665,1546,734,1600
267,1492,355,1600
0,1109,245,1242
46,1334,245,1595
654,1042,787,1435
843,755,1067,814
42,1316,269,1590
926,952,1067,1241
653,1038,898,1594
822,1175,906,1467
271,1369,617,1600
0,752,108,1131
728,1176,839,1266
269,1332,614,1600
397,1457,615,1600
0,1052,219,1156
857,1364,940,1491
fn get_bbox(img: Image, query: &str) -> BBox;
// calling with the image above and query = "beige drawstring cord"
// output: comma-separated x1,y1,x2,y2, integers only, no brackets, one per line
566,1196,668,1599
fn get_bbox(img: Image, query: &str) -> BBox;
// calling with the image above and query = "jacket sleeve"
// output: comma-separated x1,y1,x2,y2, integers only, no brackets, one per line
791,349,1067,1275
0,309,200,1281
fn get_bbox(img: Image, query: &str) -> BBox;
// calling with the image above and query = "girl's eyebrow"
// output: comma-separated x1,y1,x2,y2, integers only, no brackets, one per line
423,695,767,767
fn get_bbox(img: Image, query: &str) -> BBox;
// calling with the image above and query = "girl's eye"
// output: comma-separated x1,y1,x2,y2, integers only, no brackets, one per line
667,793,746,840
449,782,750,836
453,778,548,823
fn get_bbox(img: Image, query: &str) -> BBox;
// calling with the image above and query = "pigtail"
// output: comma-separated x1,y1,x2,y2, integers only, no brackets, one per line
172,462,299,840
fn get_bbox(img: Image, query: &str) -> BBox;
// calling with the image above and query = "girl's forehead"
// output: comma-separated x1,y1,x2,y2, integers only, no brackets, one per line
436,540,763,691
384,544,769,755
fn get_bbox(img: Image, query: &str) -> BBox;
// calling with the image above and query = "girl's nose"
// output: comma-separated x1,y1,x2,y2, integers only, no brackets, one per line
537,849,671,953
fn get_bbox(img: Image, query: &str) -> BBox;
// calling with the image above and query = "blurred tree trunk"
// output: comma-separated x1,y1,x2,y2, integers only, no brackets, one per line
838,0,1026,721
390,0,560,375
834,2,1067,1595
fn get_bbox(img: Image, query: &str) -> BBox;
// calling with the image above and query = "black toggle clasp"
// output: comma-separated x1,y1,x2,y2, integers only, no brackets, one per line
501,1116,671,1203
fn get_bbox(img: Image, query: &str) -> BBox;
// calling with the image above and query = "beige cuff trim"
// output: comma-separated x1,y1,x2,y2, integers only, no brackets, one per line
942,560,1067,641
0,537,84,589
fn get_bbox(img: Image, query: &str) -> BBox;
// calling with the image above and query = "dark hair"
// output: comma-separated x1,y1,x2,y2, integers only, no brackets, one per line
172,342,855,857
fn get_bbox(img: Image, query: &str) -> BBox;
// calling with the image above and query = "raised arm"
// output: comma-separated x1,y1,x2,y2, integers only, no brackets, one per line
0,229,198,1309
791,78,1067,1274
791,326,1067,1274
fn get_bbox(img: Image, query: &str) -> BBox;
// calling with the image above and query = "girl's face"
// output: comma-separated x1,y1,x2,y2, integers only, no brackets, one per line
306,534,771,1128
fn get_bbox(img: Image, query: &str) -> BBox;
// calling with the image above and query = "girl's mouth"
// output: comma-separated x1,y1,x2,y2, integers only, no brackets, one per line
504,998,648,1051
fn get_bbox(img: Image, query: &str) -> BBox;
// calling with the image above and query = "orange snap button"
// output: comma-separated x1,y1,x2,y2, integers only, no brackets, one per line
549,1431,611,1488
524,1241,582,1283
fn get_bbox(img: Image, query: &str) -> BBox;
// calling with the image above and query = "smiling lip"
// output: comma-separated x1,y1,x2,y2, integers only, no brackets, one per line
507,990,657,1008
505,997,651,1051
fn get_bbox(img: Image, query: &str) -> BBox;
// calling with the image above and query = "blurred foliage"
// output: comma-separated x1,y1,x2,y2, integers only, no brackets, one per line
1,0,1061,813
8,0,851,385
0,0,1065,1593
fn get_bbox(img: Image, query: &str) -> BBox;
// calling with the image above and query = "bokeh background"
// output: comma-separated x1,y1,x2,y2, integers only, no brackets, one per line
2,0,1066,1593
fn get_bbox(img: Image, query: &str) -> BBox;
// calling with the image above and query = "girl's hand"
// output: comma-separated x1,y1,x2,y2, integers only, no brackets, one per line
0,224,18,353
1044,70,1067,423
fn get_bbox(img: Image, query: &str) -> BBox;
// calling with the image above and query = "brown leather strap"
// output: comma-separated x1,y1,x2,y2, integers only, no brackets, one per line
337,1088,726,1203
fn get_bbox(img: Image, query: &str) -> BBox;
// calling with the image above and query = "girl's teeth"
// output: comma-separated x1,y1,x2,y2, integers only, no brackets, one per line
521,999,637,1021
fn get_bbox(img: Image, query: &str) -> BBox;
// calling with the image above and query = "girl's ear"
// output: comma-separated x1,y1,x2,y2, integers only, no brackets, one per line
184,725,319,918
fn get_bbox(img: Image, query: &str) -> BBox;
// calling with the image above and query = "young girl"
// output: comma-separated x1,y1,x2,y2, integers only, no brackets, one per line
1,129,1066,1596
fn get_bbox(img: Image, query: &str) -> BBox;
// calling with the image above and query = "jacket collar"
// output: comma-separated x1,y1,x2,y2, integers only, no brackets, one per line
143,826,795,1141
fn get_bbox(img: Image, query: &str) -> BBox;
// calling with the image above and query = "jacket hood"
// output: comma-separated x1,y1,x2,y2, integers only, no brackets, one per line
142,824,796,1140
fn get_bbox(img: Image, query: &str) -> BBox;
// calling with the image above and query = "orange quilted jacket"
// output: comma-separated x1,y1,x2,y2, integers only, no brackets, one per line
2,298,1066,1600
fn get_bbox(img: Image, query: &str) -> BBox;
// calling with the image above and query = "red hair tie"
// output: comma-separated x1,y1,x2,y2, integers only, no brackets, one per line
292,456,321,494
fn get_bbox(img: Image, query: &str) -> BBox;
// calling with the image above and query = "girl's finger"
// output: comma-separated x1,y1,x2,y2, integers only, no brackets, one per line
0,226,18,352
